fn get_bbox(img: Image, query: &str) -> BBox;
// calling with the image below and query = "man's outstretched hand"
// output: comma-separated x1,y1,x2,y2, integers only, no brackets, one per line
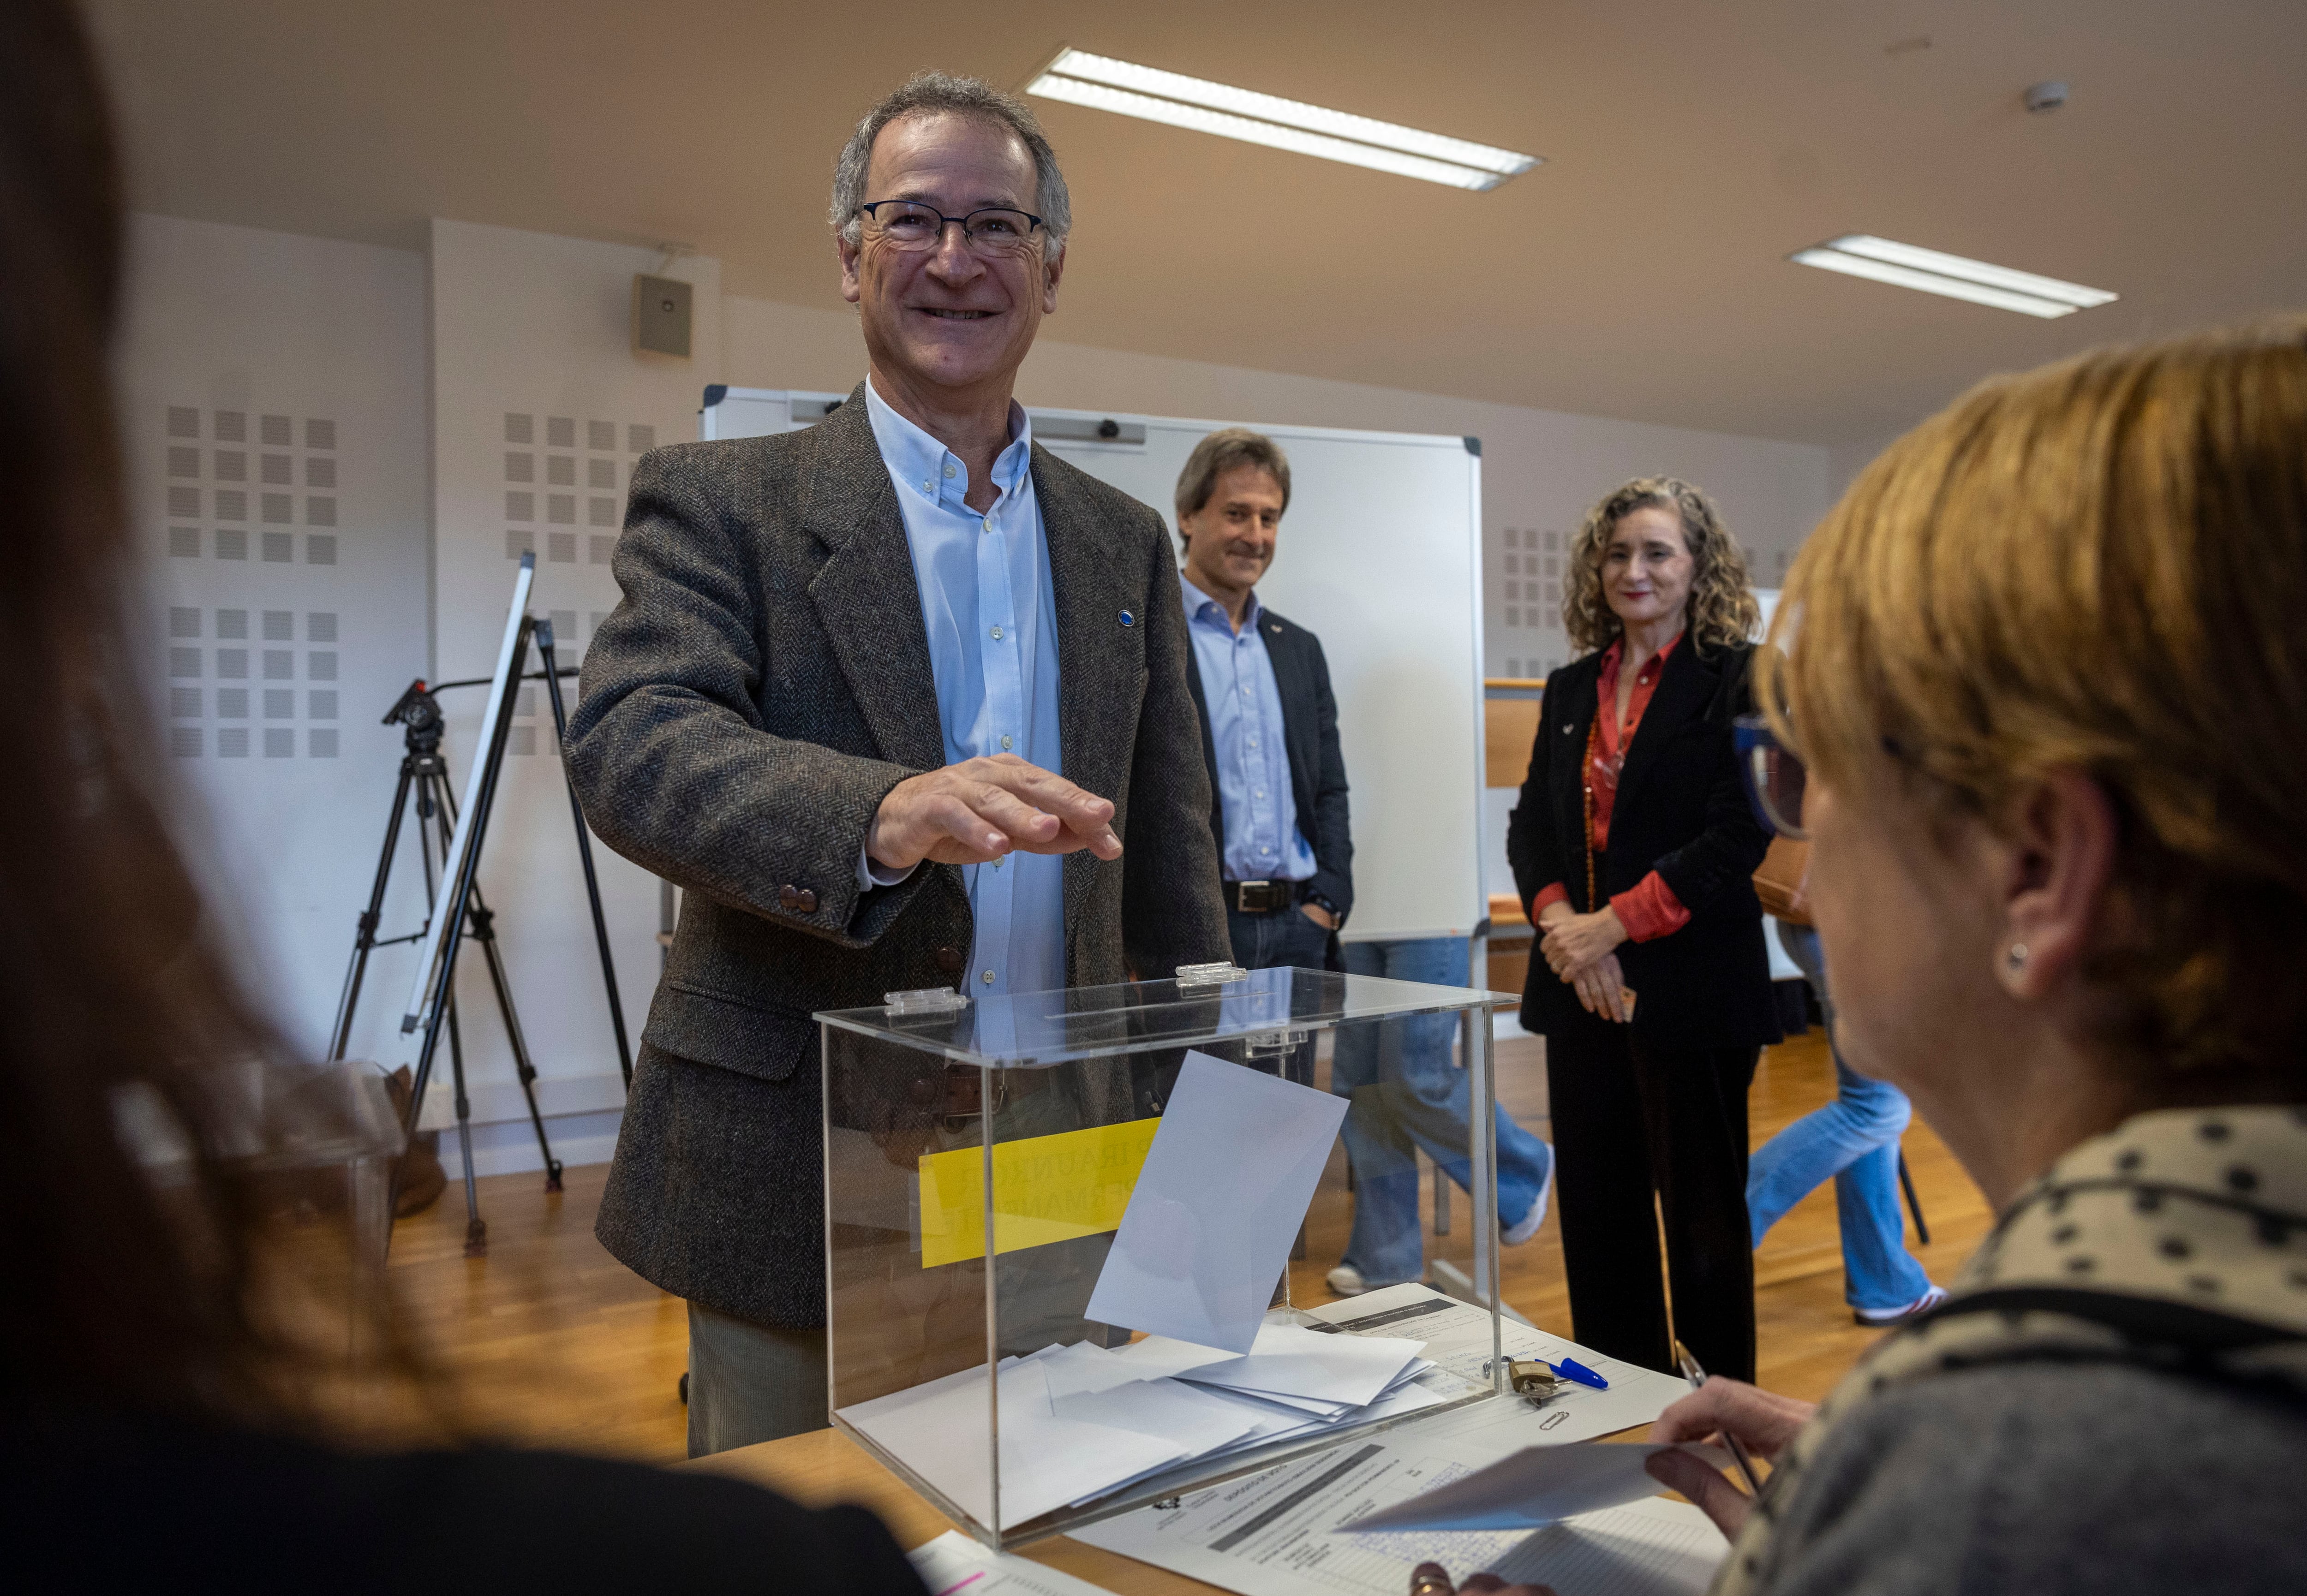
868,754,1122,871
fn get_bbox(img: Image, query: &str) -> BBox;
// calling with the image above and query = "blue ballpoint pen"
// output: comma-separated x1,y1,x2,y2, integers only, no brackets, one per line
1673,1338,1766,1496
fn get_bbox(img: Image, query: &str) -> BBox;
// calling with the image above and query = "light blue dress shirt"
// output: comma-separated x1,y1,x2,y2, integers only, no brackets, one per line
858,382,1066,999
1181,572,1316,883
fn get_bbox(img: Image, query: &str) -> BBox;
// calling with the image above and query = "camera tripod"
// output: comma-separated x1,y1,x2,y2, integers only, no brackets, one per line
329,616,631,1255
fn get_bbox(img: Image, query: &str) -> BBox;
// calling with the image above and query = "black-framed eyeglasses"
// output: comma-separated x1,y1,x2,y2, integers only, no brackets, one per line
1734,713,1808,839
857,201,1045,257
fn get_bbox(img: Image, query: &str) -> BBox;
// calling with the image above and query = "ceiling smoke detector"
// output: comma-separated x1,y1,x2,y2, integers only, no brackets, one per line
2025,81,2069,114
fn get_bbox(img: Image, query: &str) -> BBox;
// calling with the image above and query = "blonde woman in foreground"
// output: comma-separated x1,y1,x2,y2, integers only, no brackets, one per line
1431,322,2307,1596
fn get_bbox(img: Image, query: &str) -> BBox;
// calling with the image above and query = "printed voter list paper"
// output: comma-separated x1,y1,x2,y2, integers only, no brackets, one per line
1071,1398,1726,1596
1087,1050,1347,1354
1070,1290,1705,1595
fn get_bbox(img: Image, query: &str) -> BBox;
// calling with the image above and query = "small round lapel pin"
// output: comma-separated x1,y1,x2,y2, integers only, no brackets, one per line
1119,609,1136,627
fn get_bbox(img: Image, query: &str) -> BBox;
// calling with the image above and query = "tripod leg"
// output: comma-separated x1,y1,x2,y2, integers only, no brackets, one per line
386,771,476,1253
1898,1150,1931,1247
383,777,448,1231
331,763,416,1060
535,632,635,1090
445,994,486,1256
464,889,563,1192
426,773,490,1247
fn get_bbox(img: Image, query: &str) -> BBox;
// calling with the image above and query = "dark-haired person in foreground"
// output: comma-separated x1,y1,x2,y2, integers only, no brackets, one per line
0,4,922,1588
1436,324,2307,1596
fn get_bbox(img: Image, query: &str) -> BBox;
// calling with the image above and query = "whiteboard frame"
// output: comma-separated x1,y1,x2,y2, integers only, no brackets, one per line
400,552,535,1030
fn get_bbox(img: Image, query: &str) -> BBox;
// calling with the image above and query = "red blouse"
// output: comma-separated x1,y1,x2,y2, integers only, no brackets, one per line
1531,634,1693,943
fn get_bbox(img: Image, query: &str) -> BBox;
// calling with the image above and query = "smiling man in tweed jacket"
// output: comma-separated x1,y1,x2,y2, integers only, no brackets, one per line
564,74,1225,1454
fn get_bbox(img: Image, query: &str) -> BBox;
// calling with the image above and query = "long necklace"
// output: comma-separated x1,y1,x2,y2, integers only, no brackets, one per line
1582,713,1602,914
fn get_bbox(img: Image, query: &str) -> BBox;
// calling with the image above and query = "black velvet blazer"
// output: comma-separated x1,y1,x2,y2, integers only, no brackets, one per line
1505,637,1781,1052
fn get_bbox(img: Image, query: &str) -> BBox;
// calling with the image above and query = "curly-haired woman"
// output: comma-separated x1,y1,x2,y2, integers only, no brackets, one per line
1506,478,1778,1382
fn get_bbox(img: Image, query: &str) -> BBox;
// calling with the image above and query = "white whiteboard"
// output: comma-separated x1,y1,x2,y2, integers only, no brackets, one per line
699,387,1487,942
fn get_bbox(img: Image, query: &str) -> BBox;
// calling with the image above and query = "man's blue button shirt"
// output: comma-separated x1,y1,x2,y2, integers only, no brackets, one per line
859,382,1066,999
1181,572,1315,884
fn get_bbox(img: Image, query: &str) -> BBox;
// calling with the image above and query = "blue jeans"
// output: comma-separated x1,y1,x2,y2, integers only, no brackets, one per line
1747,923,1933,1311
1331,938,1554,1286
1226,898,1332,1087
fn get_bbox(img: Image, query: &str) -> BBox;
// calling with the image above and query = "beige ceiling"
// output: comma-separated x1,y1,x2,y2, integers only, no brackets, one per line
83,0,2307,447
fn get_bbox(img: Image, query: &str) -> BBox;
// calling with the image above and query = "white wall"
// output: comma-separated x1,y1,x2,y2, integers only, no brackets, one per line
425,219,724,1174
1829,424,1917,501
117,212,432,1072
119,213,734,1180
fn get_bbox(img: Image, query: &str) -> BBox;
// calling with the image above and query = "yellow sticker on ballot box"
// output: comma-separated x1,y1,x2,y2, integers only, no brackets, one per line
917,1117,1159,1269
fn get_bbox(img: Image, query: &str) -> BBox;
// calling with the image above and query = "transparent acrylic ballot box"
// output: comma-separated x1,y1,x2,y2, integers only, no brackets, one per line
818,965,1517,1549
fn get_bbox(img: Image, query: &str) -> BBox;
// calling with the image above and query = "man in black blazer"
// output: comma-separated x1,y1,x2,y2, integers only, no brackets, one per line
1173,429,1352,994
565,74,1225,1454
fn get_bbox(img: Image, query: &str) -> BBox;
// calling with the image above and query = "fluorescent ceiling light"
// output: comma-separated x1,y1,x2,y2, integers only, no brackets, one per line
1825,235,2117,308
1027,48,1538,191
1792,234,2117,319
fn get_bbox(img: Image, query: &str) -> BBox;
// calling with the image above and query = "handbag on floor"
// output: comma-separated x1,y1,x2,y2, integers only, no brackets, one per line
1752,836,1811,925
384,1063,448,1217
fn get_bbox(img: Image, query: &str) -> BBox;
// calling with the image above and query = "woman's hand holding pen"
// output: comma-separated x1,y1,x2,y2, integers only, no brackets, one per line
1535,904,1633,1023
1642,1378,1818,1538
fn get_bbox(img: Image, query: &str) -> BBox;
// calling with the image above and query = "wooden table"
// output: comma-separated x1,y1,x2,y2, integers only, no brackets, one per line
687,1415,1660,1596
686,1426,1235,1593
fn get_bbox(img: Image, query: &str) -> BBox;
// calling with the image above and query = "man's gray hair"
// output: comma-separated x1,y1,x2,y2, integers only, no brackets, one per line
831,72,1071,258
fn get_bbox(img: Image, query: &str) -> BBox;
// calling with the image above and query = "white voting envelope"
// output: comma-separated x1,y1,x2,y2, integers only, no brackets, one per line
1086,1050,1347,1354
907,1529,1120,1596
1339,1441,1735,1533
1171,1323,1427,1408
841,1357,1189,1527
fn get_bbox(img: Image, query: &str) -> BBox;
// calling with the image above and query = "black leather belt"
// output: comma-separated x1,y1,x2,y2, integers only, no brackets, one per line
1223,879,1303,914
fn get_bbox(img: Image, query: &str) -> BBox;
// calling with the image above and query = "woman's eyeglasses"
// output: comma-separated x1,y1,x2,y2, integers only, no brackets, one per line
1734,713,1808,839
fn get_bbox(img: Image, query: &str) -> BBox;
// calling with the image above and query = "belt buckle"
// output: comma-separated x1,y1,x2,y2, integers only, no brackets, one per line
1240,879,1275,912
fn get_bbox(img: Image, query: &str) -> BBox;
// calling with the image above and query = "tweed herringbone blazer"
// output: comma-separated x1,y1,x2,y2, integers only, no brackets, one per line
565,386,1228,1328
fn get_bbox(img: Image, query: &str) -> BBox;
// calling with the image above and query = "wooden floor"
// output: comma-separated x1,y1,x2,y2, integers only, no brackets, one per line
389,1027,1993,1465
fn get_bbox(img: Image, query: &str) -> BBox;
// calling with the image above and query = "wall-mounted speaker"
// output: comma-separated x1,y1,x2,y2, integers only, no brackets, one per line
633,274,693,359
